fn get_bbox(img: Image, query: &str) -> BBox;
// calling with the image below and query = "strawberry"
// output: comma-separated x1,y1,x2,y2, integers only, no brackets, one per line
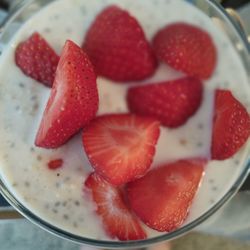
83,5,157,82
35,40,98,148
126,159,206,232
211,89,250,160
84,172,147,240
82,114,160,186
47,159,63,170
152,22,217,79
15,32,59,87
127,77,203,127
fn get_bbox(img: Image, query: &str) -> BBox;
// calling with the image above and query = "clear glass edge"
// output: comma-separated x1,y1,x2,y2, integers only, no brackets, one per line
0,0,249,248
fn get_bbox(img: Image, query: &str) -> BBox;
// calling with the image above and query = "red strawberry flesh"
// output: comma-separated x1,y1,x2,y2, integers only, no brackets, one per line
35,40,98,148
84,172,147,240
83,5,157,82
127,77,203,127
82,114,160,186
212,89,250,160
47,159,63,170
127,159,206,232
153,22,217,79
15,32,59,87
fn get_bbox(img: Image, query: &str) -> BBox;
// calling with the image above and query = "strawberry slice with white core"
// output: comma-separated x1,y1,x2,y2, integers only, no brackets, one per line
84,172,147,241
82,114,160,186
35,40,98,148
127,159,206,232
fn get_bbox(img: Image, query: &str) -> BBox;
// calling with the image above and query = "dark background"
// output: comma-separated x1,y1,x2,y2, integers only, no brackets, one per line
0,0,249,205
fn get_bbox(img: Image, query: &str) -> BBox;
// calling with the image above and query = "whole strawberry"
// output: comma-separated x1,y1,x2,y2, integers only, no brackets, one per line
212,89,250,160
83,5,157,82
35,40,98,148
153,22,217,79
15,32,59,87
127,77,203,127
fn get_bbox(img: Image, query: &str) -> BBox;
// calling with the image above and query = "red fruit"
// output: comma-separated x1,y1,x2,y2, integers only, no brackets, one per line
15,32,59,87
153,22,217,79
85,173,147,240
127,77,203,127
47,159,63,170
212,90,250,160
82,114,160,186
83,5,157,82
35,40,98,148
127,159,206,232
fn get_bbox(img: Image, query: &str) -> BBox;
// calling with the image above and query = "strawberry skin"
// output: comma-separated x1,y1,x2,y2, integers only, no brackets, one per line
83,5,157,82
153,22,217,79
127,77,203,127
126,159,206,232
35,40,98,148
85,173,147,240
82,114,160,186
212,90,250,160
15,32,59,87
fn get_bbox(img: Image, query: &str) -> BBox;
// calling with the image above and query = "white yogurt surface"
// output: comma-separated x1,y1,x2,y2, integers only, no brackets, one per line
0,0,249,241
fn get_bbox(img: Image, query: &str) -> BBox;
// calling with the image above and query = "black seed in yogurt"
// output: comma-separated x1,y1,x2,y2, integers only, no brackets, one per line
18,82,25,88
24,181,30,187
52,208,58,214
74,201,80,206
63,214,69,220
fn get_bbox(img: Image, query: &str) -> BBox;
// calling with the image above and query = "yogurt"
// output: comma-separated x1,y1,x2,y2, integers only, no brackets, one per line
0,0,249,241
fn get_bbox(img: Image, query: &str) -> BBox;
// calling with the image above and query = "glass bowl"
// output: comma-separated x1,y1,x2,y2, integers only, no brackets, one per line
0,0,249,248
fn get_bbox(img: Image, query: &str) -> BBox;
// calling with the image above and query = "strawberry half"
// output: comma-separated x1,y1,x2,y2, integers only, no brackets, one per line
83,5,157,82
211,89,250,160
126,159,206,232
35,40,98,148
15,32,59,87
153,22,217,79
84,172,147,241
127,77,203,127
82,114,160,186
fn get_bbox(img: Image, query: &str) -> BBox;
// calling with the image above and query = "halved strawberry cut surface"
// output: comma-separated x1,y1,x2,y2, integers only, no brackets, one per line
84,172,147,240
82,114,160,186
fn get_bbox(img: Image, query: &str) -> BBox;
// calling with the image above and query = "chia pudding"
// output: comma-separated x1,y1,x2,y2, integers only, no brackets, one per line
0,0,249,241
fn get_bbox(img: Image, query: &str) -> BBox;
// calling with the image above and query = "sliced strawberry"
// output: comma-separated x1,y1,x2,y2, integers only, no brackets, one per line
212,90,250,160
35,40,98,148
127,77,203,127
82,114,160,186
47,159,63,170
15,32,59,87
83,5,157,82
126,159,206,232
153,22,217,79
84,172,147,240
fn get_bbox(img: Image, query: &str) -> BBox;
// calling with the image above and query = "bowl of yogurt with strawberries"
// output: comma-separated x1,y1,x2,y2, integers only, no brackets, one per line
0,0,249,247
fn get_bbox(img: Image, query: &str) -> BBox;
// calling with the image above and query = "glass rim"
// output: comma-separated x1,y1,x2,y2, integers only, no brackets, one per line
0,0,249,248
